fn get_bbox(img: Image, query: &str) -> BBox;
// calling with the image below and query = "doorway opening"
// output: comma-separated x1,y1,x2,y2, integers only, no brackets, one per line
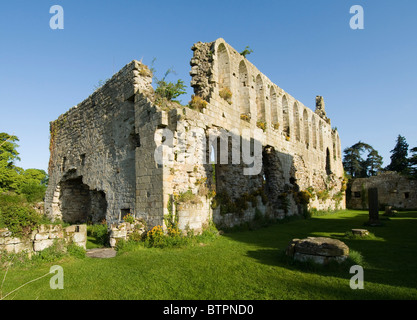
58,177,107,224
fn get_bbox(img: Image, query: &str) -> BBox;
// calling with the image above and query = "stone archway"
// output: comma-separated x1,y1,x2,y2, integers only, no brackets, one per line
57,177,107,224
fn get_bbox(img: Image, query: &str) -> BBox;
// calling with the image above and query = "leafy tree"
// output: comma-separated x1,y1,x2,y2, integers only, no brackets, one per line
386,135,409,175
20,168,48,185
343,141,383,178
0,133,23,192
17,168,48,202
343,145,362,178
365,149,384,177
0,133,20,162
1,132,48,201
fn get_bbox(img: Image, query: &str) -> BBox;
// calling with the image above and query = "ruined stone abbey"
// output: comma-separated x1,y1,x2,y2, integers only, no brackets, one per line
44,38,345,231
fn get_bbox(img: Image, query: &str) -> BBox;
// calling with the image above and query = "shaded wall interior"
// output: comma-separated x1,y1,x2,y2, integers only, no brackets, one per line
58,177,107,224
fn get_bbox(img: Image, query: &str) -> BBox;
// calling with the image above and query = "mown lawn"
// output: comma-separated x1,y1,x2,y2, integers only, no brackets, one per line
1,210,417,300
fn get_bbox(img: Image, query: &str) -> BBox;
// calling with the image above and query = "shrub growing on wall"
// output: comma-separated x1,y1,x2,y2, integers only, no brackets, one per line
188,95,208,111
219,87,232,104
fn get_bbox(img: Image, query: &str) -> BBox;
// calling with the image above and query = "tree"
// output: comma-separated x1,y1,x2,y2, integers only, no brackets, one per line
0,133,23,192
343,141,383,178
365,149,384,176
343,145,362,178
386,135,409,175
17,168,48,202
1,133,48,201
0,132,20,164
409,146,417,178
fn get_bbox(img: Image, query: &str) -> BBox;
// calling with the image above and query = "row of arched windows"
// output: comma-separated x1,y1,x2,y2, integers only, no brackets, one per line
216,42,341,159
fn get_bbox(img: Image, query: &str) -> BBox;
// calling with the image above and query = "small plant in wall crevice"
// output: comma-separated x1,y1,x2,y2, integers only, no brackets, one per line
219,87,232,104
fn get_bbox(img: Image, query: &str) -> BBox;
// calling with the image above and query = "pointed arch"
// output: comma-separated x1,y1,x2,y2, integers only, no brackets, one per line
217,43,231,92
256,75,265,122
303,109,309,148
319,120,324,151
270,87,278,127
311,115,317,149
238,60,250,115
337,134,341,159
282,95,290,137
293,102,300,141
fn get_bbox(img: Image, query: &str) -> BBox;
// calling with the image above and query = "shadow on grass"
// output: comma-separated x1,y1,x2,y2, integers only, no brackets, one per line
221,210,417,293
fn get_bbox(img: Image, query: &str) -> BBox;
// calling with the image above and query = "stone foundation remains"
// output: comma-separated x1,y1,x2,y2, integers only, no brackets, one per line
0,224,86,255
109,218,146,247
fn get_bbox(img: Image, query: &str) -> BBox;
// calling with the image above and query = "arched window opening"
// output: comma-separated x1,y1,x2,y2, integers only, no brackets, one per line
270,87,278,129
238,61,250,116
337,136,341,159
319,121,324,151
303,109,309,148
256,75,265,123
332,132,337,160
282,95,290,138
311,115,317,149
293,102,300,141
217,43,231,101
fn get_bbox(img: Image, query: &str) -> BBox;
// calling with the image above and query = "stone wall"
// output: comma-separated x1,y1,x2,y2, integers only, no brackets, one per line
109,218,146,247
0,224,86,255
187,39,345,212
348,171,417,210
45,61,153,225
45,38,346,233
134,94,165,228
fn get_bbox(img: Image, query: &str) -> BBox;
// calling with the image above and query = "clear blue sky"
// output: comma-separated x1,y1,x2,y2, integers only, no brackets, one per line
1,0,416,172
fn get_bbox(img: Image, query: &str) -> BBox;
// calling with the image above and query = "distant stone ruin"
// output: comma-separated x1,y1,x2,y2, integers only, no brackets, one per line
348,171,417,210
44,38,345,232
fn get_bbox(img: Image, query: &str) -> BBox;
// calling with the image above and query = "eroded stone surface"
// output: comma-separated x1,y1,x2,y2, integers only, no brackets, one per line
286,237,349,265
349,171,417,210
86,248,117,259
351,229,369,237
0,224,87,254
109,218,146,248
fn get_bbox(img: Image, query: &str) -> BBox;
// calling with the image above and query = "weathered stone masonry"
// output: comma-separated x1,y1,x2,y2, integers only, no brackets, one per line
348,171,417,210
0,224,86,254
45,38,345,232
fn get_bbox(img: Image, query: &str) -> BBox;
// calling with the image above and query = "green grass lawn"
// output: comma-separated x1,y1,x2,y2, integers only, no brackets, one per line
1,210,417,300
